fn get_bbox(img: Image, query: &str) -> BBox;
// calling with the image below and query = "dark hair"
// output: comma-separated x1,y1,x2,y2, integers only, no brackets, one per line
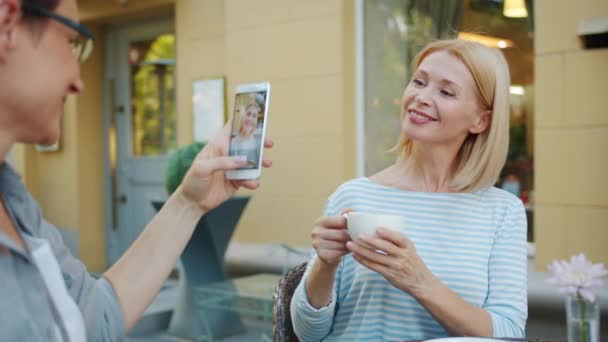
21,0,60,20
20,0,60,37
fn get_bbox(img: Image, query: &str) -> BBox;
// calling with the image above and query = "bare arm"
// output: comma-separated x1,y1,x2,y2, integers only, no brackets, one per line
104,123,274,331
103,191,202,330
306,259,340,308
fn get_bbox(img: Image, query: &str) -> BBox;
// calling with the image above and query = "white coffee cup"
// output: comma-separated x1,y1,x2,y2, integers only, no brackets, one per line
344,212,406,241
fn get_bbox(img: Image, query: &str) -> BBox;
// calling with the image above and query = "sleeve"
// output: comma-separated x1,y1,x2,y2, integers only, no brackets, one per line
290,254,343,341
28,195,126,342
483,198,528,338
290,194,344,341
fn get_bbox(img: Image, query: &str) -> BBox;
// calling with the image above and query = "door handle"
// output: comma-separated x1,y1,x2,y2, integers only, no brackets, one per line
115,195,127,204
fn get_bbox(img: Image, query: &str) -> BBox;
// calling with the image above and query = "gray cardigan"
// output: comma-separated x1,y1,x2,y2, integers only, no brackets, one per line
0,163,125,341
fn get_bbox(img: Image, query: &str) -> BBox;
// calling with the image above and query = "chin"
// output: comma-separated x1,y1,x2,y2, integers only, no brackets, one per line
401,129,440,146
35,127,61,146
402,125,424,142
38,136,59,146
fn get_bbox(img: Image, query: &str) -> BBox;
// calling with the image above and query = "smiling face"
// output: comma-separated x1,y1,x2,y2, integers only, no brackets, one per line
240,103,259,135
0,0,84,145
400,50,489,149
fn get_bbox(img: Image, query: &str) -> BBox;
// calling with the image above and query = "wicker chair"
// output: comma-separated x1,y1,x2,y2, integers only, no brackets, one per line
272,262,308,342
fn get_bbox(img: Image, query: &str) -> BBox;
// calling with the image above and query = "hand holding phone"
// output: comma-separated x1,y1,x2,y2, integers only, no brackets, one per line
226,82,271,180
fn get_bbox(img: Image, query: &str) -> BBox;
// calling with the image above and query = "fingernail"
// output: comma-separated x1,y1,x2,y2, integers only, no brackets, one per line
233,155,247,164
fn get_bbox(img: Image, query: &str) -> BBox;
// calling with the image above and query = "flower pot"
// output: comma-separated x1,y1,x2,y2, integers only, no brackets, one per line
566,295,600,342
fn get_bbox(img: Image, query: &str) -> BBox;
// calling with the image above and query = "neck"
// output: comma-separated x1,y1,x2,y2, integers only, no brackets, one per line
0,141,10,163
395,141,462,192
240,128,253,138
0,109,15,163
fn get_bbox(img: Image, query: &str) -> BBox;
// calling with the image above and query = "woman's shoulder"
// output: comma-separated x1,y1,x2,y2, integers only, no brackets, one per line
482,186,525,208
326,177,408,207
477,187,527,223
336,177,370,189
330,177,380,196
327,177,525,206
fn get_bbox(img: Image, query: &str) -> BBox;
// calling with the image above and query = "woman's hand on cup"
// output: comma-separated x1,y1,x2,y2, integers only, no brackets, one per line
311,212,351,268
346,228,434,296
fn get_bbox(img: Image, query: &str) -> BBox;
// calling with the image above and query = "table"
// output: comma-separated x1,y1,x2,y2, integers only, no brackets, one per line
194,273,282,341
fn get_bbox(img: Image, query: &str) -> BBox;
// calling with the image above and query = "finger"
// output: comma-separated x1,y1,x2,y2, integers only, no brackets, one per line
222,118,233,132
262,158,272,168
376,228,410,249
339,208,355,216
213,120,234,152
263,137,274,148
315,215,347,230
314,239,349,251
352,238,378,251
318,228,351,242
238,180,261,190
359,235,401,255
351,251,390,275
346,241,393,266
194,156,247,175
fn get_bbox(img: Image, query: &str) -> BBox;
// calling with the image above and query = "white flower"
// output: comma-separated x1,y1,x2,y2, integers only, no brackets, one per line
547,253,608,302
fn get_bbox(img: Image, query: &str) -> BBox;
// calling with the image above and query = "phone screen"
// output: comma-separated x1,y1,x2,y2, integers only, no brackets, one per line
228,90,269,170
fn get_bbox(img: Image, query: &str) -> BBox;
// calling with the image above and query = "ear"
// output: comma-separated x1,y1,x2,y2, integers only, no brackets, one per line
469,110,491,134
0,0,21,63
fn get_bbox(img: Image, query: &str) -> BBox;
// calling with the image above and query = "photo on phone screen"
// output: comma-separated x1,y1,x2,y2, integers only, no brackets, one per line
226,83,270,179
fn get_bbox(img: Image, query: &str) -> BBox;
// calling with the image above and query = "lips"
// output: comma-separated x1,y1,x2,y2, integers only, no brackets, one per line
407,109,437,123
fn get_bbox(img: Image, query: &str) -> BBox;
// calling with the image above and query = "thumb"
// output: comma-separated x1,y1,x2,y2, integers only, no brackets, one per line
193,156,247,175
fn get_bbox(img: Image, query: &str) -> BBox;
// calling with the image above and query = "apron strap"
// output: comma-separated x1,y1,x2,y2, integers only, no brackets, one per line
31,239,86,342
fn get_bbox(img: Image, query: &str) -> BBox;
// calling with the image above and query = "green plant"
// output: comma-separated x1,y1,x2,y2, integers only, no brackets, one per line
165,141,206,195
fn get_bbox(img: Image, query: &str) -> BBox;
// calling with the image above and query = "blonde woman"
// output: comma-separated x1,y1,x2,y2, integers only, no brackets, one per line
230,101,261,168
291,39,527,340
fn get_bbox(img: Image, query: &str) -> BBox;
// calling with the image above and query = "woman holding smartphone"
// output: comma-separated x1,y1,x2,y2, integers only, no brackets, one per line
290,39,527,341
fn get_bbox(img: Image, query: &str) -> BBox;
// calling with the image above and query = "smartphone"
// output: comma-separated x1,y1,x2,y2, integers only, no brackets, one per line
226,82,271,180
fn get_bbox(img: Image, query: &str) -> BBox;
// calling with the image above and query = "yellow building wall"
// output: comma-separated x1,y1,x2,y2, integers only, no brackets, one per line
75,23,105,272
534,0,608,269
176,0,356,246
78,0,174,23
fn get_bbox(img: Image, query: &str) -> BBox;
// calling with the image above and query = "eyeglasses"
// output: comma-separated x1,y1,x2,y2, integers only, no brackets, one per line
20,0,94,63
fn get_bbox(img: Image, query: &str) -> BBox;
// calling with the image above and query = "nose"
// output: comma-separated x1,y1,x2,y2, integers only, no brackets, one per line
414,89,431,106
69,77,85,95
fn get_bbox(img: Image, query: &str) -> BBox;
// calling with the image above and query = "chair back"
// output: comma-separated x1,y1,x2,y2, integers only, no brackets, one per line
273,262,308,342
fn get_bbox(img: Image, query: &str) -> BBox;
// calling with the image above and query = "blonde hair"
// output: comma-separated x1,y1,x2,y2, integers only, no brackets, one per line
239,101,260,136
242,101,261,117
396,39,511,192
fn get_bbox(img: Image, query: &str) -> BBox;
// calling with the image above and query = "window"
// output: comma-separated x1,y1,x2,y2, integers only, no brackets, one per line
129,34,177,156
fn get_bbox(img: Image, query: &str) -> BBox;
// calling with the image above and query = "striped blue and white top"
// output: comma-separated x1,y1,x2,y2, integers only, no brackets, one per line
291,177,528,341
